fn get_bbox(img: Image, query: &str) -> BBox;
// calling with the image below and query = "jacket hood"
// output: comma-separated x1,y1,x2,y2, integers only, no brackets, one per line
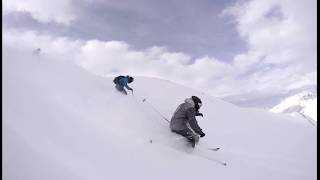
184,98,195,108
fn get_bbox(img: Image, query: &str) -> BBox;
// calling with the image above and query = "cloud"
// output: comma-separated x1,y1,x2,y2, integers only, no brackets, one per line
223,0,317,72
3,30,234,95
3,0,76,25
74,39,232,84
3,0,316,99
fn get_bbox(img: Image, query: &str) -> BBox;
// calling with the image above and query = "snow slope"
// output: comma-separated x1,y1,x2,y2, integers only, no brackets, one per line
270,91,317,123
3,47,317,180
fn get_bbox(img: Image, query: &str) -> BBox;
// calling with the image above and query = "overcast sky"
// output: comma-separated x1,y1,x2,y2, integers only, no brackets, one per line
3,0,317,101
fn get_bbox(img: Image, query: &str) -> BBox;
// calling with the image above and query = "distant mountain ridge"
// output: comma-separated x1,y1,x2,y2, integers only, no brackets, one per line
222,85,317,110
270,91,317,122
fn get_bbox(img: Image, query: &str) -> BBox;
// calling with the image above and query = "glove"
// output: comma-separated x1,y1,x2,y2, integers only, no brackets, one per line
199,131,205,138
196,112,203,117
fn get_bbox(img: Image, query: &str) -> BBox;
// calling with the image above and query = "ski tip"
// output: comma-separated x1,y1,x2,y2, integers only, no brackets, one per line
208,147,220,151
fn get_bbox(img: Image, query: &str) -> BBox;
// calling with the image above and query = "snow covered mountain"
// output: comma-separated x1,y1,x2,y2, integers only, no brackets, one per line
222,85,317,110
270,91,317,123
3,46,317,180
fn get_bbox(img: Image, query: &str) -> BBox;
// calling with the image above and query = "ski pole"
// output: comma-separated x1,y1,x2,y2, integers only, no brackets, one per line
133,94,170,123
142,99,170,123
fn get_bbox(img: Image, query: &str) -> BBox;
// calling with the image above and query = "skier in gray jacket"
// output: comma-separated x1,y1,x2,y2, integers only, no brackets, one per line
170,96,205,147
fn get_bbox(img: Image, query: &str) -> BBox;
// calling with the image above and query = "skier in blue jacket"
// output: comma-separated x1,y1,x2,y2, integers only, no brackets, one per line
113,75,134,95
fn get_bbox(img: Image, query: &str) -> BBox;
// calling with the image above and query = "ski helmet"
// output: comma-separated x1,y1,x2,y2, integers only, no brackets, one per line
191,96,202,110
128,76,134,83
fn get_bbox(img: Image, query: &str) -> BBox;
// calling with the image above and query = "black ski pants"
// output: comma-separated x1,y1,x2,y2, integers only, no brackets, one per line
115,84,127,95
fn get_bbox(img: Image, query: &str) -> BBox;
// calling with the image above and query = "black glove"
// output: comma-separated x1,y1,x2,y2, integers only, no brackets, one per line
196,112,203,117
199,131,205,138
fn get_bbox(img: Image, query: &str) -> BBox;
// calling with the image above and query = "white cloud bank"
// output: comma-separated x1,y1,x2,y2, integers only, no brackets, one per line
222,0,317,71
3,29,315,97
3,0,76,25
3,0,317,98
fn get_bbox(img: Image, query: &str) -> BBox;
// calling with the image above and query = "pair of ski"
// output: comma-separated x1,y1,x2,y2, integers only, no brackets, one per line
189,139,220,151
190,144,227,166
150,138,227,166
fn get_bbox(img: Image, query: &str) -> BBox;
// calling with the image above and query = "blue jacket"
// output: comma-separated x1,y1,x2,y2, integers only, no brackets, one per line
118,77,133,90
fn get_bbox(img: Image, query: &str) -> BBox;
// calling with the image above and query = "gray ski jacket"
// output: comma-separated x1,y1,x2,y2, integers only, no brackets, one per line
170,98,203,134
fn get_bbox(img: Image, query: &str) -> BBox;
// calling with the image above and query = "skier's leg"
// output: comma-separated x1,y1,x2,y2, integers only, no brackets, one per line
173,129,199,147
185,129,199,146
115,84,127,95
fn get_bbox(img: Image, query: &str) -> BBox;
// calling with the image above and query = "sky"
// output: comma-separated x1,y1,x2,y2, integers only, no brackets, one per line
3,0,317,102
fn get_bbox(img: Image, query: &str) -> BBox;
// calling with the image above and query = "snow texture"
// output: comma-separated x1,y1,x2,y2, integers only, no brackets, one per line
3,47,317,180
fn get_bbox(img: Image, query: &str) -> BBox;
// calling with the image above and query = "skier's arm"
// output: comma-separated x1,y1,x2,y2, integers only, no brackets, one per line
195,111,203,117
119,78,133,91
124,84,133,91
186,108,203,134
